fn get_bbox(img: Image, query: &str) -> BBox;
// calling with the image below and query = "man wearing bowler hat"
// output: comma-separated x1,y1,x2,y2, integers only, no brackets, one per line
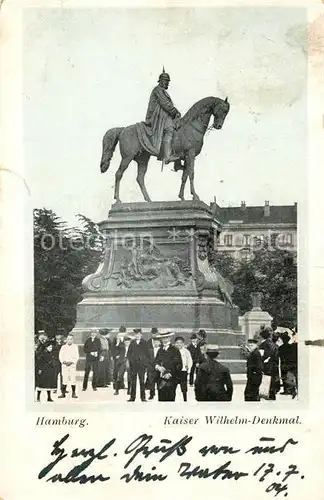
155,330,182,401
127,328,150,402
244,335,262,402
195,346,233,402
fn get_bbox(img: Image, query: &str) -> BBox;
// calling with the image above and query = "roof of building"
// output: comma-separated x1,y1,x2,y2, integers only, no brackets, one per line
212,202,297,225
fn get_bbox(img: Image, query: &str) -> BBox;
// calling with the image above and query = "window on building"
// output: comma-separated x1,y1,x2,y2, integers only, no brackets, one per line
224,234,233,246
242,234,250,246
277,233,293,246
286,233,293,245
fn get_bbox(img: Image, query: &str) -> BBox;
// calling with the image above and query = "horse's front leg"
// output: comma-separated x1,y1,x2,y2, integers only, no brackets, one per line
178,163,189,200
187,150,200,201
136,154,151,202
114,157,132,202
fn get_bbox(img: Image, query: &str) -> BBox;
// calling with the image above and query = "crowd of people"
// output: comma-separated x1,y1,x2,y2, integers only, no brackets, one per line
34,325,298,403
78,327,223,402
242,326,298,401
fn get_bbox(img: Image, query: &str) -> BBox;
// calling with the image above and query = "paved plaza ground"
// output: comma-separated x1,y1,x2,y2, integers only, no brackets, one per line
36,374,295,404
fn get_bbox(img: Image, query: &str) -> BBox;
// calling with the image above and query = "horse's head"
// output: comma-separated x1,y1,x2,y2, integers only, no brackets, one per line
213,97,230,130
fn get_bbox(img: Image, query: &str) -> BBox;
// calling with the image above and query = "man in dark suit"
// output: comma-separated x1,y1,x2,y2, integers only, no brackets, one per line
113,335,132,395
127,329,150,402
82,329,102,391
52,331,65,393
187,334,202,386
124,337,132,395
244,337,263,401
195,347,233,402
279,332,297,397
146,328,161,400
259,327,279,400
111,326,127,392
155,331,182,401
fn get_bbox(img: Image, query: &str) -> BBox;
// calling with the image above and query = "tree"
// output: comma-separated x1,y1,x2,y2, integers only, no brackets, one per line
210,241,297,328
252,247,297,329
34,208,103,336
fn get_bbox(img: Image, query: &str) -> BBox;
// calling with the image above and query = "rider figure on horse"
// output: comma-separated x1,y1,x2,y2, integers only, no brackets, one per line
145,68,181,165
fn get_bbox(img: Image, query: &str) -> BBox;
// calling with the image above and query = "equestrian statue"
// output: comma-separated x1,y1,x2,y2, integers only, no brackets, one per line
100,68,230,202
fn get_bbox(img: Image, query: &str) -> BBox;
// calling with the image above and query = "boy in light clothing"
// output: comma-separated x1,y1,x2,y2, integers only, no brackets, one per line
174,336,193,402
58,334,79,399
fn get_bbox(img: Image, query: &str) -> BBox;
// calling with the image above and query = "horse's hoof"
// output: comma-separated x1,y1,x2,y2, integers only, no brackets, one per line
100,161,110,173
192,195,200,201
114,199,121,205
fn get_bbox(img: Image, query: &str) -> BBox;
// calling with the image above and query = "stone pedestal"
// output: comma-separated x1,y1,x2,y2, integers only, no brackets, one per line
239,293,273,340
73,201,245,371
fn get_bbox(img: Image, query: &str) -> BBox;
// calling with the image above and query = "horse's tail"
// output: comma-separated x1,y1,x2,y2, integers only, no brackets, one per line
100,127,124,173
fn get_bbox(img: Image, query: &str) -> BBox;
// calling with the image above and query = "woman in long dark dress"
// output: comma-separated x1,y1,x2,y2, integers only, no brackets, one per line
35,341,57,402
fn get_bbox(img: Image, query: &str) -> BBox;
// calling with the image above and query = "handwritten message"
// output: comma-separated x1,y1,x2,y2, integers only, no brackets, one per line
38,433,304,497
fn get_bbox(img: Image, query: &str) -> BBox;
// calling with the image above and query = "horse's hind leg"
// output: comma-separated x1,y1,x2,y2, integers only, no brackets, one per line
178,165,189,201
136,154,151,202
114,157,132,202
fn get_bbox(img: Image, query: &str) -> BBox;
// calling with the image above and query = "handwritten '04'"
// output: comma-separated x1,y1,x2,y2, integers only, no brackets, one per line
38,433,304,496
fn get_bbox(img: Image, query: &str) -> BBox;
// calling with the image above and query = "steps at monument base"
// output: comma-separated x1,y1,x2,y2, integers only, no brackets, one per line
73,328,245,346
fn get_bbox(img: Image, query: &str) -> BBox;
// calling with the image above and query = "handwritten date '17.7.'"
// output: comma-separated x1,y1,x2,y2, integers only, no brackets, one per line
38,433,304,496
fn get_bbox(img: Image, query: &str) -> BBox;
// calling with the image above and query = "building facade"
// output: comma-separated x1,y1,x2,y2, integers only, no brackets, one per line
211,200,297,260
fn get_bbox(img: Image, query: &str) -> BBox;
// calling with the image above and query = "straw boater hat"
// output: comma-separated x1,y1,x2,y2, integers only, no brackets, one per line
154,329,174,340
275,326,293,336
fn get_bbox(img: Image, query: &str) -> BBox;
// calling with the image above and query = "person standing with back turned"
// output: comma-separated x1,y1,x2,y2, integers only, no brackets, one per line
195,347,233,402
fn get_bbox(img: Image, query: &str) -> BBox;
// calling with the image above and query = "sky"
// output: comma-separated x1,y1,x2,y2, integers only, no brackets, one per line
23,7,307,225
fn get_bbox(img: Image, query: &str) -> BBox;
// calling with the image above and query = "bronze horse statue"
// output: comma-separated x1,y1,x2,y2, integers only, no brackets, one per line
100,96,230,202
